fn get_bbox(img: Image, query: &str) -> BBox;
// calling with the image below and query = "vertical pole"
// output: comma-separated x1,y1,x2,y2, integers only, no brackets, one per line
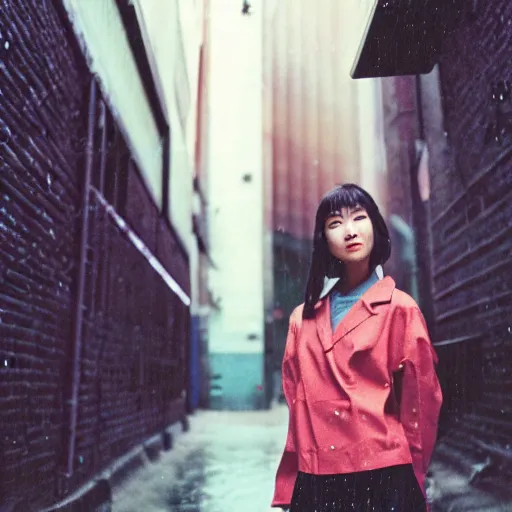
88,101,108,319
412,75,435,334
64,79,96,477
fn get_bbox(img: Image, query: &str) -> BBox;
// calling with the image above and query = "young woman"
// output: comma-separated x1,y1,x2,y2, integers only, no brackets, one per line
271,184,442,512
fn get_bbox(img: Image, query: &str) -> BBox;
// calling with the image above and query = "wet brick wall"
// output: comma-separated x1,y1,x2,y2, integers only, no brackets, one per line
73,176,189,494
428,0,512,492
0,0,88,507
0,0,190,509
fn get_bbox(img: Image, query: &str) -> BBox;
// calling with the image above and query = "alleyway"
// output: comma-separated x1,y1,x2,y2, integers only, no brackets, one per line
112,406,512,512
112,407,288,512
2,1,511,511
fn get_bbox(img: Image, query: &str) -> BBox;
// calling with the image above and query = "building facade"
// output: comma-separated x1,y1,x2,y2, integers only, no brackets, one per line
419,0,512,494
0,0,204,508
204,0,266,410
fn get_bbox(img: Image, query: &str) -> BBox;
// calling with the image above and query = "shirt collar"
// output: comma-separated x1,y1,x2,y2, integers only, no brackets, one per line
319,265,384,300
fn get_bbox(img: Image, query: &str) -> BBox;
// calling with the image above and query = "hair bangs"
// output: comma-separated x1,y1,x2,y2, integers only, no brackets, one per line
316,185,374,229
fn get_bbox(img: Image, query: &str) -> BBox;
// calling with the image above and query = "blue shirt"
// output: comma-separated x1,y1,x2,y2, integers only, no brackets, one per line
330,271,379,332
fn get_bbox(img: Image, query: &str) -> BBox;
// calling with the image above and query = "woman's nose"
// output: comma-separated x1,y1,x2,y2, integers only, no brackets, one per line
344,222,357,239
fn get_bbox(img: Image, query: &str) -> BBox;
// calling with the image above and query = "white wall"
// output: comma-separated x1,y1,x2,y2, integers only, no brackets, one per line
64,0,206,313
62,0,163,208
64,0,205,252
207,0,264,354
133,0,203,256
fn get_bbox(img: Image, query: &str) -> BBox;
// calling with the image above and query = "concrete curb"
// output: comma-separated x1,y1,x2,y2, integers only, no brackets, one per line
42,416,188,512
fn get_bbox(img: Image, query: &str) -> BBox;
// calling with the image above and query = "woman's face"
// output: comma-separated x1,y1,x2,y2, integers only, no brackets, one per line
323,205,375,268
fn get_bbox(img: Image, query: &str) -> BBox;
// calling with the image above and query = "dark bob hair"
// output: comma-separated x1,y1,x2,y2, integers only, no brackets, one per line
303,184,391,319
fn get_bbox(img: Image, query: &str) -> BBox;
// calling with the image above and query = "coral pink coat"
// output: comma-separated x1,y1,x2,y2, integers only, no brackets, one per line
272,276,442,508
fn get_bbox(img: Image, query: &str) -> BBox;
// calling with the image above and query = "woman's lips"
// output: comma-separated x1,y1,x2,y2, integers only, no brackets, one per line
346,243,362,252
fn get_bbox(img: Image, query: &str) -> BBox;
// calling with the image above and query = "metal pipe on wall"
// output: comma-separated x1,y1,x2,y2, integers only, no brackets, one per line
64,78,97,478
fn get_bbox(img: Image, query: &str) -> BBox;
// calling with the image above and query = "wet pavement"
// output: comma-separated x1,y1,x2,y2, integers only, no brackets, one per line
112,405,512,512
112,406,288,512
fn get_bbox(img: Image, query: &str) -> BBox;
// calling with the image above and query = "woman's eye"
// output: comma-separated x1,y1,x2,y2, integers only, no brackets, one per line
354,215,367,221
329,220,341,228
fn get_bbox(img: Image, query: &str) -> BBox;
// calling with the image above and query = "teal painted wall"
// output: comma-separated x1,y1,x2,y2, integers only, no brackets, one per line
209,353,265,410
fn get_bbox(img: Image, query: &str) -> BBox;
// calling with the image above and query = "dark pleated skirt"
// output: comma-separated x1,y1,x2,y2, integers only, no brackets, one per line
290,464,426,512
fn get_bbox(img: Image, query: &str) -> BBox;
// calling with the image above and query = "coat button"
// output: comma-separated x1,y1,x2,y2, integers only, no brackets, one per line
330,445,335,450
384,382,390,388
334,410,340,416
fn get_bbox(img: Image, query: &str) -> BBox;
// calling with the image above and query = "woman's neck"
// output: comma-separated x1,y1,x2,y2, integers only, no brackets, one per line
338,263,371,294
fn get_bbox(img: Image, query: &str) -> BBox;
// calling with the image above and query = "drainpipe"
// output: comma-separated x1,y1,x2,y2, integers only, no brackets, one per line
412,75,435,334
64,79,96,477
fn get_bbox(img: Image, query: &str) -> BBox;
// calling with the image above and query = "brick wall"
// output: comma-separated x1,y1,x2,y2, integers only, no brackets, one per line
425,0,512,490
0,0,87,507
0,1,190,509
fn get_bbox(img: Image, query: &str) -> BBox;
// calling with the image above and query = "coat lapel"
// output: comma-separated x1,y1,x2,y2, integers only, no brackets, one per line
315,297,333,352
331,301,375,349
316,276,396,352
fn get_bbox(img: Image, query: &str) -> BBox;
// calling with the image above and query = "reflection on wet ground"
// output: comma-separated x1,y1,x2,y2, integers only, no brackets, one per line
112,407,288,512
112,406,512,512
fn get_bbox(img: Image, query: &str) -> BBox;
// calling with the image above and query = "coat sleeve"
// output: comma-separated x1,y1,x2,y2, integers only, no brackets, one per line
395,305,443,498
271,310,301,508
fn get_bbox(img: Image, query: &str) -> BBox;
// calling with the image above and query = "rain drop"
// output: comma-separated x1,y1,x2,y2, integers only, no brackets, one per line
0,124,11,145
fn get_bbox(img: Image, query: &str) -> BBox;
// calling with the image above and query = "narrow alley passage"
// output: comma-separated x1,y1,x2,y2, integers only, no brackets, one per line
2,1,512,511
111,406,511,512
112,407,288,512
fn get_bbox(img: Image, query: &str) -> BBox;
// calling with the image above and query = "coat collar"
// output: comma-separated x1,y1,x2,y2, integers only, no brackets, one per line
315,275,396,352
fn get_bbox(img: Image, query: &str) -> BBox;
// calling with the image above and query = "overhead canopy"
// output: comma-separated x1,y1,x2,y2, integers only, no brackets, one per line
351,0,467,78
